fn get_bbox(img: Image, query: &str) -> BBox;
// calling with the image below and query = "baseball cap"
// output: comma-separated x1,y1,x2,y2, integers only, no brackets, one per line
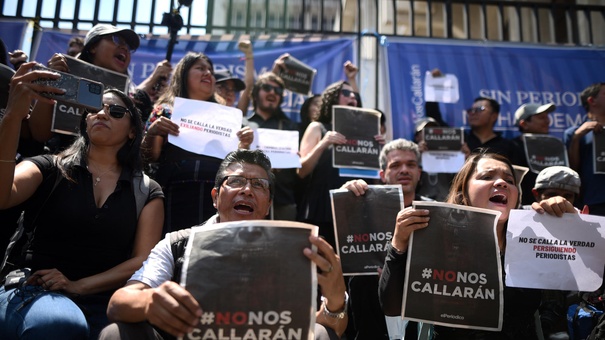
215,70,246,92
84,24,140,52
414,117,439,134
514,103,555,126
534,166,581,194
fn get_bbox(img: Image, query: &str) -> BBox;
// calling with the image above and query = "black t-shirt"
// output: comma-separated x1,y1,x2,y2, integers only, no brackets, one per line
20,155,163,293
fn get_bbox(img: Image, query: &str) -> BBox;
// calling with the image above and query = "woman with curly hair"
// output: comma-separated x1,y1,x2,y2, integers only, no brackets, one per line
297,80,361,246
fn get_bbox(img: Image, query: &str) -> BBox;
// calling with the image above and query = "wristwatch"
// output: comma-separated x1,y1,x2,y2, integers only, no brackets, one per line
321,293,349,319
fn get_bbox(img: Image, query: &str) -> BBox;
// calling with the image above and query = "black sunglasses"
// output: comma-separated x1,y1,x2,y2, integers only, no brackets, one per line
260,83,284,96
87,104,130,119
341,89,360,99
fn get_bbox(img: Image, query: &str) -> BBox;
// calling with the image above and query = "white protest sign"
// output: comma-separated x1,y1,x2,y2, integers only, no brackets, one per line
421,151,465,173
169,97,242,159
505,210,605,291
250,128,301,169
424,71,460,104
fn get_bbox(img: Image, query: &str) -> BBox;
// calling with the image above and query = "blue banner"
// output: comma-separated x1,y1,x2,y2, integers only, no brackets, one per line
384,38,605,141
0,19,29,59
34,30,355,122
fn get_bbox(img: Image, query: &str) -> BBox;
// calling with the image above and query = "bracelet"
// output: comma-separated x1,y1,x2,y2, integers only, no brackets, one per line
0,159,16,163
321,293,348,319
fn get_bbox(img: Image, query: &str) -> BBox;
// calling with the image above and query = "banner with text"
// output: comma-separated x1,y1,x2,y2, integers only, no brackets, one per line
384,38,605,141
33,30,355,122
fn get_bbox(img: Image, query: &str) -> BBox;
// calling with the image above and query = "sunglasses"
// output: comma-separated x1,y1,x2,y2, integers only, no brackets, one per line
86,104,131,119
341,89,360,99
260,83,284,96
106,34,136,53
467,106,488,114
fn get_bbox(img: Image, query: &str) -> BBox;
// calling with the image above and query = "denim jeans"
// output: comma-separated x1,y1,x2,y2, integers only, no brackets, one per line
0,285,89,339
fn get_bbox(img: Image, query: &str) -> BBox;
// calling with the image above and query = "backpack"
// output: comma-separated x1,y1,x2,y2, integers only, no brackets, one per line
568,301,604,340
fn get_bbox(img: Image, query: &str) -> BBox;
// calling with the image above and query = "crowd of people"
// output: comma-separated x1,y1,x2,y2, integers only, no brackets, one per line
0,22,603,340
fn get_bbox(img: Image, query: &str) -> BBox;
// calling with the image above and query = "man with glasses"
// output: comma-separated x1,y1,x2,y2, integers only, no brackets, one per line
248,72,300,221
100,149,348,340
464,96,514,160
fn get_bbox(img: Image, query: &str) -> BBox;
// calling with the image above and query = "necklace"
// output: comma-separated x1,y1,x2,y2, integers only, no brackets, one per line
87,163,116,186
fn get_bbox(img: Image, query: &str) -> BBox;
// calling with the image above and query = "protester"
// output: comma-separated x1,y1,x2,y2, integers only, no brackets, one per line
214,39,255,115
340,139,429,340
29,24,169,146
299,94,322,140
510,102,556,205
297,67,364,247
379,151,577,339
529,166,582,340
464,97,514,160
247,72,299,220
99,149,348,340
564,82,605,216
143,51,253,234
0,64,164,339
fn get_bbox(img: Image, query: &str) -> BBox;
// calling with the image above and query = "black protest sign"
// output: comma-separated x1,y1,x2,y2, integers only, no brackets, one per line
423,127,464,151
64,54,129,93
332,105,381,170
403,202,503,331
593,130,605,174
522,134,568,174
180,221,317,340
330,185,403,275
51,101,86,136
277,55,316,95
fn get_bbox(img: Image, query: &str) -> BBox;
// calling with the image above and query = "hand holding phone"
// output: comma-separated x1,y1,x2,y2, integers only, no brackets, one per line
32,64,104,110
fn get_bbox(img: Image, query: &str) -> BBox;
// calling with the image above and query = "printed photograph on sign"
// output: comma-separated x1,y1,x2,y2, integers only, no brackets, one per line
403,201,503,331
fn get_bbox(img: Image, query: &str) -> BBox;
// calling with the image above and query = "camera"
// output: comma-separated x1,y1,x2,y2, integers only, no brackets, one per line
32,64,104,110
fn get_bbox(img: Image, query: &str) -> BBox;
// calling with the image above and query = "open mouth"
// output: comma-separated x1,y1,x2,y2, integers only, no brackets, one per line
234,202,254,213
115,53,127,62
489,193,508,204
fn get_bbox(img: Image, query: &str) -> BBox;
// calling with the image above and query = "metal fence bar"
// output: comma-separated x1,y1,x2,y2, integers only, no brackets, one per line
1,0,603,46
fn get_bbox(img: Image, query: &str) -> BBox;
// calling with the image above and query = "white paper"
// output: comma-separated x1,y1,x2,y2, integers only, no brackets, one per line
505,210,605,291
168,97,243,159
424,72,460,104
250,128,301,169
421,151,465,173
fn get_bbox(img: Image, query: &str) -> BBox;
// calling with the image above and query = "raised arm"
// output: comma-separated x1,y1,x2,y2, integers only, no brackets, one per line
0,62,63,209
237,40,255,115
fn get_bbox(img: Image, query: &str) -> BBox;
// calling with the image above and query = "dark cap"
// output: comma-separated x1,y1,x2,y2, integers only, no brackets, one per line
414,117,439,134
534,166,581,194
84,24,140,51
514,103,555,126
215,70,246,92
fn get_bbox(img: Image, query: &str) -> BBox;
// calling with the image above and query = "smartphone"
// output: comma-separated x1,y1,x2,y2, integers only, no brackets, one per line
32,64,104,110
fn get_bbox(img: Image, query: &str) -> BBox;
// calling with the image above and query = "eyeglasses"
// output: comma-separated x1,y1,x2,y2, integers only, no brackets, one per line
260,83,284,96
340,89,360,99
105,34,136,53
467,106,488,114
221,175,270,191
86,104,131,119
